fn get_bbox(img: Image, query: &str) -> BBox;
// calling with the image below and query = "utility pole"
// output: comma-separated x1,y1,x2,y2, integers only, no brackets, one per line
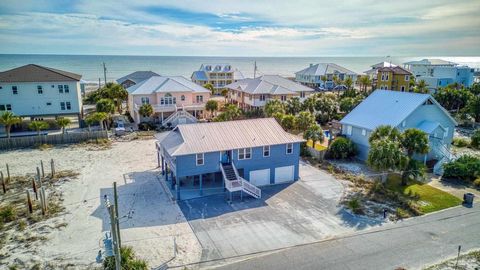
253,61,257,79
108,204,121,270
113,182,121,248
103,62,107,85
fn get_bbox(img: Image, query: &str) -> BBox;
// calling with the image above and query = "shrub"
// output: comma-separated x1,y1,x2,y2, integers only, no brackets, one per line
104,246,148,270
346,198,363,214
471,129,480,149
473,178,480,188
0,205,17,223
138,122,156,131
327,137,357,159
443,155,480,181
452,137,470,148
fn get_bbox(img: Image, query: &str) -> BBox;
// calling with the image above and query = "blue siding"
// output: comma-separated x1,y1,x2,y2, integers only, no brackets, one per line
174,143,301,182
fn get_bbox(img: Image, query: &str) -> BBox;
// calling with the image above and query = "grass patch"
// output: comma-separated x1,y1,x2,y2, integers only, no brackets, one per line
386,175,462,214
306,139,327,151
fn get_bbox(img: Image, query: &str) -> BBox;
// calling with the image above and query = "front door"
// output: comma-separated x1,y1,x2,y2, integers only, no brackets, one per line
221,150,231,164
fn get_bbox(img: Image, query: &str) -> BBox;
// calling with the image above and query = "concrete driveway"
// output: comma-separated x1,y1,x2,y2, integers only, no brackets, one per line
178,161,384,265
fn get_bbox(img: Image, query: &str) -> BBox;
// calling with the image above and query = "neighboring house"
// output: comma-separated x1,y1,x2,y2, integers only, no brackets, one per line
364,62,397,80
116,71,160,89
340,90,457,175
403,59,475,92
191,63,244,94
225,75,314,110
127,76,210,126
156,118,304,199
0,64,83,130
294,63,358,90
376,66,413,92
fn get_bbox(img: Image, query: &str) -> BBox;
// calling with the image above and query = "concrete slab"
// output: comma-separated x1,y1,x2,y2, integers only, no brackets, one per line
179,161,384,264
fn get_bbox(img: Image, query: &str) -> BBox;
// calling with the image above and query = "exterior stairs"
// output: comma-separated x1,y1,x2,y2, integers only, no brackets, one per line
220,163,261,199
430,137,457,175
162,110,197,127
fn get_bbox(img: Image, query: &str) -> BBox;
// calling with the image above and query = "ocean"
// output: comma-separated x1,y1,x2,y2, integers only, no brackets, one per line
1,54,479,83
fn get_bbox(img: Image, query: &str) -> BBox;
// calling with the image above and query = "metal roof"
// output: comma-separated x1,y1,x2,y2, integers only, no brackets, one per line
295,63,357,76
226,75,314,95
403,59,457,66
340,90,456,130
0,64,82,82
116,71,159,85
377,66,412,75
127,76,210,95
159,118,305,156
416,120,444,134
191,71,209,81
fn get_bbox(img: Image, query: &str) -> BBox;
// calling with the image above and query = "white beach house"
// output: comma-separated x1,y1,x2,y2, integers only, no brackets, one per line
191,63,244,94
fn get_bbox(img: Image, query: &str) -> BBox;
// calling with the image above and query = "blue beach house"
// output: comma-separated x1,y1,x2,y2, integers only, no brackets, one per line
156,118,304,200
340,90,457,175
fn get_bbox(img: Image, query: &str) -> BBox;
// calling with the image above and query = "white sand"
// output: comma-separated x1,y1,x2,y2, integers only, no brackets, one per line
0,139,201,269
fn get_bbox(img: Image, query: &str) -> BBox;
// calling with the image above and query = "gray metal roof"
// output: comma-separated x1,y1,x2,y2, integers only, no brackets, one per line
226,75,314,95
159,118,304,156
127,76,210,95
116,71,160,85
340,90,456,131
295,63,357,76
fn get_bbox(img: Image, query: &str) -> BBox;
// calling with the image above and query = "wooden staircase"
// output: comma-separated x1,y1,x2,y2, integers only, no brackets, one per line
220,163,261,199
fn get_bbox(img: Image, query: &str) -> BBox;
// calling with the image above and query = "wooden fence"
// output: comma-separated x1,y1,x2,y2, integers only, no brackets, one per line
0,131,109,150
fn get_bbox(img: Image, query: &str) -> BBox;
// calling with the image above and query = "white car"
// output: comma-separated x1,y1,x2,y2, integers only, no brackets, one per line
115,121,126,135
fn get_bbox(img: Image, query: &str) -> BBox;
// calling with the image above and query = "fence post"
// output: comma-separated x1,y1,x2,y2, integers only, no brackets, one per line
51,159,55,178
6,163,10,184
26,189,33,214
40,160,45,178
1,171,5,194
32,178,38,200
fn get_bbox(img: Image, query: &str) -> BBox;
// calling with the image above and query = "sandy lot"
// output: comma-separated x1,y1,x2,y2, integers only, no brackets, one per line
0,139,201,269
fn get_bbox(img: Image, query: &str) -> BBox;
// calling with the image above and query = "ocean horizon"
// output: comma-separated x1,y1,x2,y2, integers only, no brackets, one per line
1,54,479,83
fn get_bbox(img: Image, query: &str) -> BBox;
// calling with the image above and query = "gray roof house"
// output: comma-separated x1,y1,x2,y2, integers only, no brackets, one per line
191,63,244,93
116,71,160,89
340,90,457,175
295,63,358,90
225,75,314,109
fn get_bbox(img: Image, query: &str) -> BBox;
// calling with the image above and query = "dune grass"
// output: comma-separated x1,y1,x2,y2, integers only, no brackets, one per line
386,175,462,214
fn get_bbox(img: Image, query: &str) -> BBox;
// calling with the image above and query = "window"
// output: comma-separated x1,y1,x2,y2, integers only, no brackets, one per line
263,146,270,157
386,74,389,80
362,129,366,136
401,86,405,92
286,143,293,154
259,95,266,101
60,102,65,110
12,86,18,94
58,85,64,93
141,97,150,104
0,86,2,89
181,95,185,101
196,153,204,166
300,91,305,98
238,148,252,160
64,85,69,93
346,125,352,135
280,95,287,101
46,102,52,106
66,102,71,110
0,105,5,111
37,85,43,94
196,95,203,103
6,104,11,111
405,75,410,81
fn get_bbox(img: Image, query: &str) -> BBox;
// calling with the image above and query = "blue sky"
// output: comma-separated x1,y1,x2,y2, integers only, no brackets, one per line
0,0,479,56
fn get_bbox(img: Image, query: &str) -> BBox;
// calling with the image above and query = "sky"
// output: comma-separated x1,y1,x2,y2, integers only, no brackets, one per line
0,0,479,56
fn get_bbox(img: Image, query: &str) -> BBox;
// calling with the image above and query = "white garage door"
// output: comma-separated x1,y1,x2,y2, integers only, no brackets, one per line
249,169,270,186
275,166,295,183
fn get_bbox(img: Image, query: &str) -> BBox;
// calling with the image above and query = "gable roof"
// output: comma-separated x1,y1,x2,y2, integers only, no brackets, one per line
116,71,160,85
191,71,209,81
295,63,357,76
377,66,412,75
0,64,82,82
226,75,314,95
340,90,456,130
158,118,304,156
199,63,233,72
127,76,210,95
403,59,457,66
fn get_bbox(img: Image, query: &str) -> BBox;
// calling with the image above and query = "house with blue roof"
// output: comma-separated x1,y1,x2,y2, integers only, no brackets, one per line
340,90,457,174
191,63,244,94
156,118,304,200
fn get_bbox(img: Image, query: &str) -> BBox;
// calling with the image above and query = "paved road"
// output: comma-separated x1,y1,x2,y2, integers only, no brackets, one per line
209,204,480,270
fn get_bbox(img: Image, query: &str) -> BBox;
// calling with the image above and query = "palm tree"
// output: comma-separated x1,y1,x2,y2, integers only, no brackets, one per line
281,114,296,130
400,128,429,185
414,80,429,93
0,111,22,138
56,117,71,134
105,83,128,113
359,75,372,93
264,99,285,117
369,125,402,144
224,104,242,120
285,97,302,115
367,140,407,182
344,77,353,91
205,100,218,118
84,115,95,132
203,83,215,95
139,104,154,118
221,89,229,103
96,98,115,114
320,75,328,89
302,95,317,113
28,120,49,136
296,111,315,132
304,124,324,145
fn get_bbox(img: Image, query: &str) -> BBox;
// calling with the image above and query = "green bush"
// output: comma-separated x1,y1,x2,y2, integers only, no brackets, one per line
443,155,480,181
452,137,470,148
103,246,147,270
346,198,363,214
327,137,357,159
0,205,17,223
473,178,480,188
471,129,480,149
